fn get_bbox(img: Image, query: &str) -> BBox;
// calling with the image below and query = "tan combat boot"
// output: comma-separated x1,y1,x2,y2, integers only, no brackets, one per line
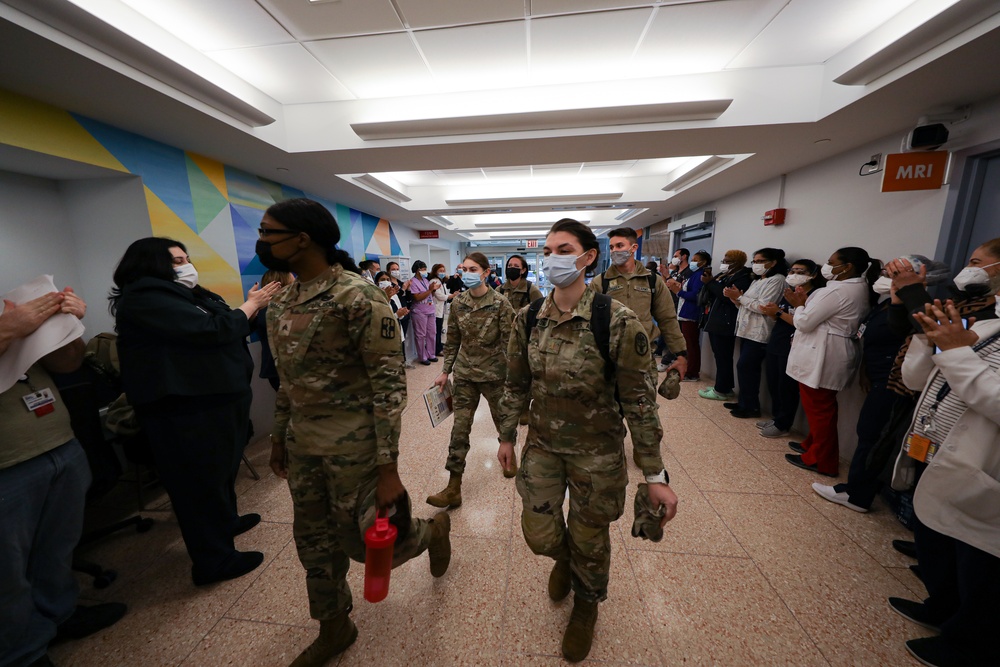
426,473,462,508
502,449,518,479
427,511,452,577
548,559,571,601
561,596,599,663
289,612,357,667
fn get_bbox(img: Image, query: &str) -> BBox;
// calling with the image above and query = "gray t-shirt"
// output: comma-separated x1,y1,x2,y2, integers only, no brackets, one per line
0,363,75,470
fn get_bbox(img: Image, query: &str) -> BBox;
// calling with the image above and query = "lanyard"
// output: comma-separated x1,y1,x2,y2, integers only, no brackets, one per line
930,329,1000,406
17,373,37,392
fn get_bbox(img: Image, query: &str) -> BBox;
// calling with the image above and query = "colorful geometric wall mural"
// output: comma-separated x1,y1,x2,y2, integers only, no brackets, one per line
0,88,403,305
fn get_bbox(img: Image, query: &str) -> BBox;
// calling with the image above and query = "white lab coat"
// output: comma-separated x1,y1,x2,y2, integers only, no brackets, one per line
892,317,1000,558
786,277,870,390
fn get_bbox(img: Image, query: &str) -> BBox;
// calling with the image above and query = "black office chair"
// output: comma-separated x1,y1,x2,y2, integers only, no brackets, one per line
54,362,155,588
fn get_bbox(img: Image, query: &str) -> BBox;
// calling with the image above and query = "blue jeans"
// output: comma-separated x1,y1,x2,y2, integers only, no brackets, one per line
0,439,91,667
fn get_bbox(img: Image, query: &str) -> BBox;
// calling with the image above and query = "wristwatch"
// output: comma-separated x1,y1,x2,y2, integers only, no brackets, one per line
645,469,670,485
673,350,687,358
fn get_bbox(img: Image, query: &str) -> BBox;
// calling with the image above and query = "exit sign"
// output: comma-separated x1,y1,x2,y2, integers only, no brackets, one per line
526,239,538,248
881,151,949,192
418,230,439,239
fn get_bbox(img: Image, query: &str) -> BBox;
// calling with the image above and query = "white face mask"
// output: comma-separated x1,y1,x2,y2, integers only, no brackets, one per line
718,263,730,273
174,263,198,289
390,270,401,280
872,276,893,295
821,263,839,281
670,257,681,267
751,262,768,276
785,273,810,288
953,261,1000,295
544,253,586,288
378,280,391,289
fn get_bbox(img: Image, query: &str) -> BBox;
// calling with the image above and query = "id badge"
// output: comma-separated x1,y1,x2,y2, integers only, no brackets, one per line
904,432,938,463
22,387,56,417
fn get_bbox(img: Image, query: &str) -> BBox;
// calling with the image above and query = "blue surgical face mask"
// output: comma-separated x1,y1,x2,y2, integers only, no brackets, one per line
438,272,446,280
462,272,483,289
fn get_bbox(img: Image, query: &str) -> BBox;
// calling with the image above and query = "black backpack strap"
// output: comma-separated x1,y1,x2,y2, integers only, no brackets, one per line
647,272,656,295
600,271,609,294
525,297,545,341
590,293,615,382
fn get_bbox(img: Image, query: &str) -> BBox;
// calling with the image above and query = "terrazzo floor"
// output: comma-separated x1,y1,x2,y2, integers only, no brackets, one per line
53,362,930,666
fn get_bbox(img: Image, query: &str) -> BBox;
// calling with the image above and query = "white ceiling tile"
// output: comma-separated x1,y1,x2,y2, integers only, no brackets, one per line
633,0,786,76
396,0,525,29
415,22,527,92
728,0,920,68
207,43,355,104
530,1,655,16
306,33,433,99
121,0,293,50
530,8,654,85
257,0,403,40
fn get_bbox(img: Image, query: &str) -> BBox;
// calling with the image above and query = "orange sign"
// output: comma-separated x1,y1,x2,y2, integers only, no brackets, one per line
881,151,948,192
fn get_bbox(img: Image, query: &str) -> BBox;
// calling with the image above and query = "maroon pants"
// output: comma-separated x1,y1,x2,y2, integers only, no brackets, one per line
680,320,701,379
798,384,840,474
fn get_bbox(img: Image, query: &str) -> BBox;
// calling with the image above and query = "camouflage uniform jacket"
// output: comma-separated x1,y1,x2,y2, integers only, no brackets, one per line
497,279,543,313
267,265,405,466
442,287,515,382
498,289,665,477
588,263,686,355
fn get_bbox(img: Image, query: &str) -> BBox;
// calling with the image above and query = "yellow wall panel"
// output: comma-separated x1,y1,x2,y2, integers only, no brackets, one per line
187,152,228,198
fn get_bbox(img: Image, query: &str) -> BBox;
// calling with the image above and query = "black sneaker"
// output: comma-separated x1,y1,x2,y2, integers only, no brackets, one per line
233,513,261,536
723,402,740,410
889,597,942,633
893,539,918,559
788,441,806,454
729,408,762,419
905,636,983,667
54,603,127,642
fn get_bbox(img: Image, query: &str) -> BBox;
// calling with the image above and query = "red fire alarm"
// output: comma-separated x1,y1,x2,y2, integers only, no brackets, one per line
763,208,786,226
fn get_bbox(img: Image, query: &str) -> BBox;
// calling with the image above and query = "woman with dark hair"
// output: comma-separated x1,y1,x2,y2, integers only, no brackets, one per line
496,218,677,662
758,259,826,438
261,198,451,666
784,246,881,476
722,248,788,418
698,250,753,401
427,252,515,508
408,259,440,365
431,263,449,358
111,237,281,586
498,253,543,312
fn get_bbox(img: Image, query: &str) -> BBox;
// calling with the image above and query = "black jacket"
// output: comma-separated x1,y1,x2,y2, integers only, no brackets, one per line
702,267,753,335
115,278,253,405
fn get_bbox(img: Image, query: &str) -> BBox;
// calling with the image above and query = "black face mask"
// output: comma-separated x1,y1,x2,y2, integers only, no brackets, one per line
256,239,293,272
505,267,522,281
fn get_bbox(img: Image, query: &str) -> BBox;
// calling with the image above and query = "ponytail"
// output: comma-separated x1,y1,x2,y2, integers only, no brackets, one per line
328,248,360,275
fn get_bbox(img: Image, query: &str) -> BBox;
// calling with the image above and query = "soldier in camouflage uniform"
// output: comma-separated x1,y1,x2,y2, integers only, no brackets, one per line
589,227,688,378
497,219,678,663
259,199,452,667
497,254,543,312
427,252,516,509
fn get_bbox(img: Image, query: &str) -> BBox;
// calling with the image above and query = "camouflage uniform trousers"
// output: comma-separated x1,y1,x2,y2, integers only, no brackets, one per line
515,444,628,602
287,450,431,620
446,379,507,475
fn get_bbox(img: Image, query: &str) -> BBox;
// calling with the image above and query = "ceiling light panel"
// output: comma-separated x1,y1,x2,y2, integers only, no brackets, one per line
728,0,918,69
121,0,293,51
208,43,355,104
633,0,786,77
529,8,653,86
307,33,433,99
256,0,404,40
395,0,525,28
414,22,527,93
530,0,668,14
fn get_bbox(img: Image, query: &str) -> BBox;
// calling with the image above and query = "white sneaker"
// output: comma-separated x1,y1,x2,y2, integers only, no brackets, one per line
656,362,669,372
755,419,774,429
811,483,868,513
759,424,790,438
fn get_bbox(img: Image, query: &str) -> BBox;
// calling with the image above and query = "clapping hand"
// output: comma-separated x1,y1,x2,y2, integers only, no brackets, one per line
914,299,978,351
784,286,808,308
759,302,779,317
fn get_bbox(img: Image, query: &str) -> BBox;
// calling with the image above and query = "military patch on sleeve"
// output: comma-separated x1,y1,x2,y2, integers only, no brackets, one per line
381,317,396,339
635,332,649,356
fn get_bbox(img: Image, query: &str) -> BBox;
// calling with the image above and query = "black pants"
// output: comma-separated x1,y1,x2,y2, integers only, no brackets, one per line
735,339,768,411
914,516,1000,663
838,383,906,509
136,390,251,578
765,349,799,431
708,332,736,394
435,316,444,357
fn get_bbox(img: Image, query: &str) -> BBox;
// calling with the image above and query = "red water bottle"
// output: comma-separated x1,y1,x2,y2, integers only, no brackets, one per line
363,510,397,603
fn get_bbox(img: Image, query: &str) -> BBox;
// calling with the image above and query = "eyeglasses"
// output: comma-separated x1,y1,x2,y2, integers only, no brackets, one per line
257,227,297,238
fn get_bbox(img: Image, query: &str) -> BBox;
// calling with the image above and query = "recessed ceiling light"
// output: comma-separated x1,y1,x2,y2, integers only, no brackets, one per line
814,139,832,144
